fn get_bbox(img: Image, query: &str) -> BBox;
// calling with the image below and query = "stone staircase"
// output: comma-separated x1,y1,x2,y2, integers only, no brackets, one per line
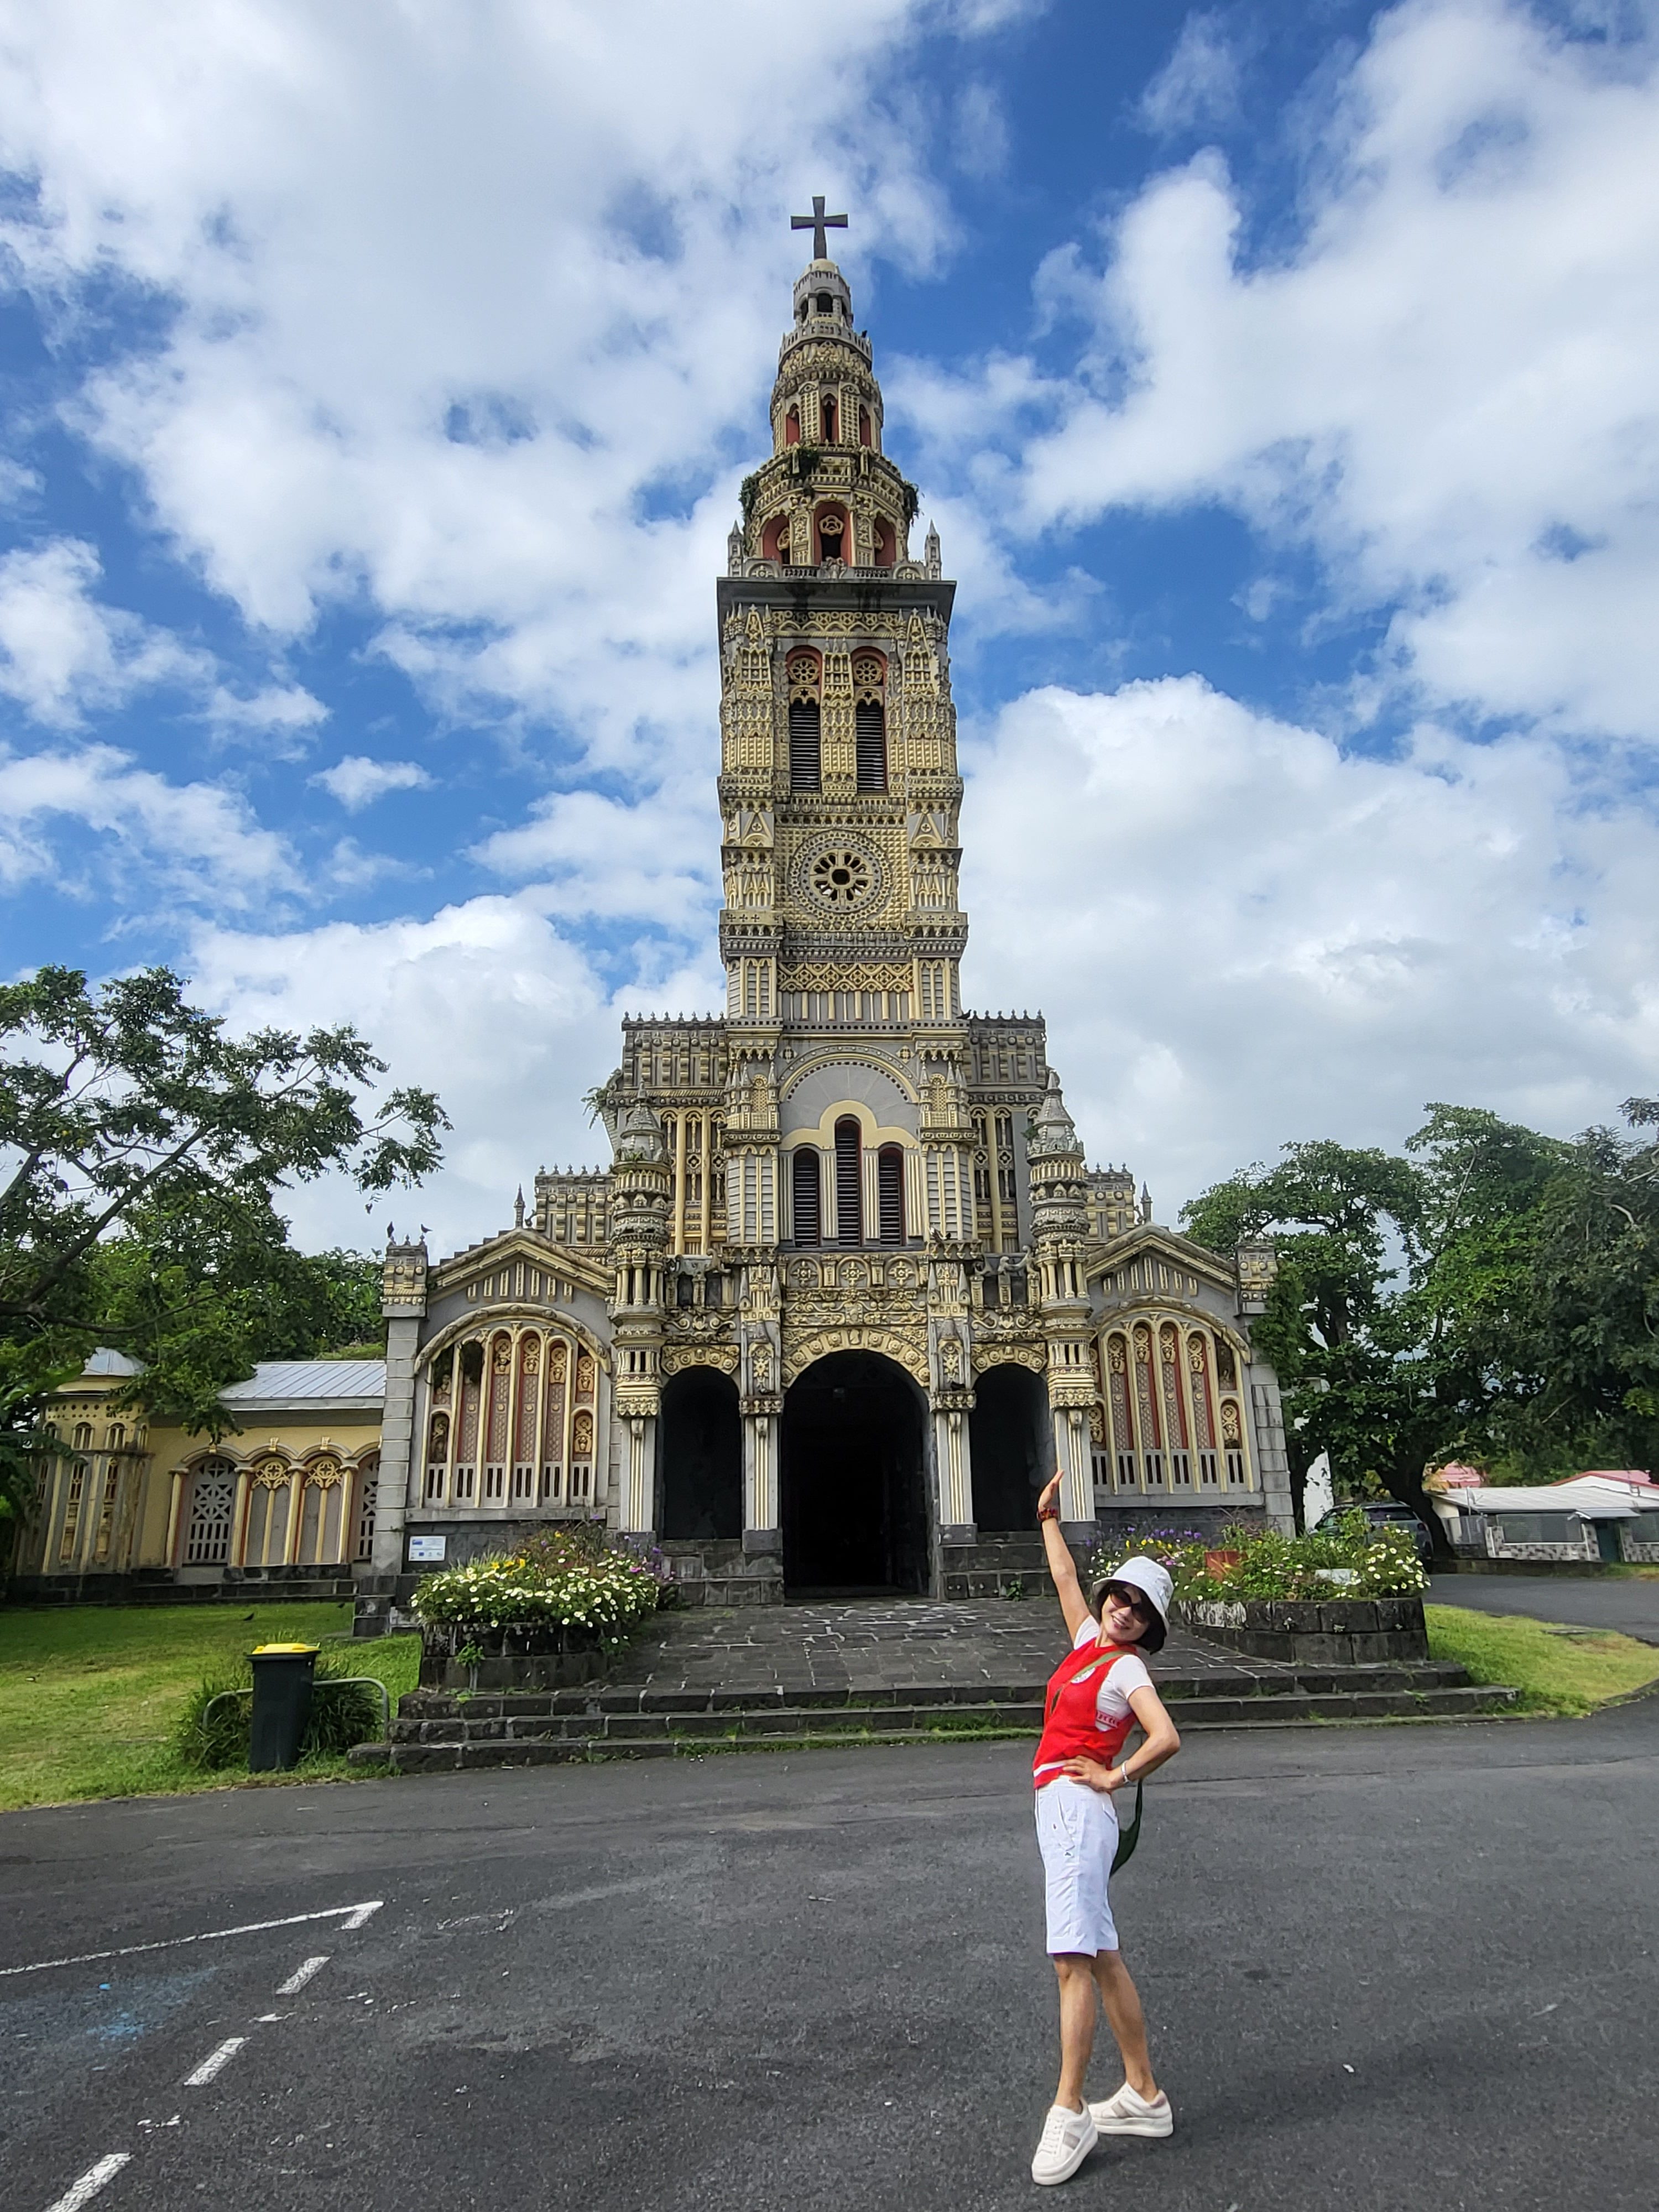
359,1656,1519,1774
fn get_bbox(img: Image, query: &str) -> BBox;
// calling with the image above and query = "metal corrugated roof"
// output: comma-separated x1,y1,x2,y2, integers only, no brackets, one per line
81,1348,144,1377
218,1359,386,1407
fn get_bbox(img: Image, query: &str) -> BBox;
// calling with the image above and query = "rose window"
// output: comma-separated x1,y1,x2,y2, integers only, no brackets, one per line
809,847,874,907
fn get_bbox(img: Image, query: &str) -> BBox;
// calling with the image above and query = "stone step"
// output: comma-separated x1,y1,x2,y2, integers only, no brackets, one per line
358,1678,1520,1770
390,1658,1473,1731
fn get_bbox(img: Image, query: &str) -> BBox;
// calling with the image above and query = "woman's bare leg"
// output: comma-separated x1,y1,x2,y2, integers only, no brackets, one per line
1052,1955,1097,2109
1091,1949,1159,2100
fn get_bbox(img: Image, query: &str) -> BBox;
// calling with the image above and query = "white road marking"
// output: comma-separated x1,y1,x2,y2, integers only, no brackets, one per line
275,1955,331,1995
183,2037,247,2087
44,2153,131,2211
1,1902,385,1980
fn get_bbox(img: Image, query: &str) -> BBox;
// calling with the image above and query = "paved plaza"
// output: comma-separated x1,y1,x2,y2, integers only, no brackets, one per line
6,1697,1656,2212
602,1596,1301,1700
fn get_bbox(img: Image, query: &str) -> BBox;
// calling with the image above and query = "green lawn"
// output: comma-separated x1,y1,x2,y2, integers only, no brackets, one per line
0,1602,419,1813
1427,1603,1659,1717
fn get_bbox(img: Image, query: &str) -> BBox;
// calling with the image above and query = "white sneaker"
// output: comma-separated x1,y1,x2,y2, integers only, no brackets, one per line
1088,2081,1173,2137
1031,2102,1097,2185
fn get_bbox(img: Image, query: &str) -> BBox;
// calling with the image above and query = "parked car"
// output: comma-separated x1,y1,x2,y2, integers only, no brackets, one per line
1315,1501,1435,1564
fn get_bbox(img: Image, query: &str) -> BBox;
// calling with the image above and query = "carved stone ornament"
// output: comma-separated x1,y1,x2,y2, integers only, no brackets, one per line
784,1324,927,1386
972,1342,1046,1374
662,1344,740,1377
254,1457,289,1488
305,1456,344,1489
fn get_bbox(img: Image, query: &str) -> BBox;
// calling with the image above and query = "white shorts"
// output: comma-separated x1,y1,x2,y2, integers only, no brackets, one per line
1035,1779,1119,1957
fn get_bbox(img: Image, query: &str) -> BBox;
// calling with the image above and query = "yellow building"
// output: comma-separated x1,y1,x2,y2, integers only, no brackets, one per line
8,1350,382,1604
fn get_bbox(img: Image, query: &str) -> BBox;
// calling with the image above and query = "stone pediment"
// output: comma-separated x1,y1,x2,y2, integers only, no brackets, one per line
432,1227,611,1303
1087,1223,1238,1300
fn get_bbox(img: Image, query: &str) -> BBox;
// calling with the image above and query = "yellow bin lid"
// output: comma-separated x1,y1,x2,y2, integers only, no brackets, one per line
251,1642,320,1655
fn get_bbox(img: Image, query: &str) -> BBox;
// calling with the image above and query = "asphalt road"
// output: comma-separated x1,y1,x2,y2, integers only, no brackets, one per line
5,1707,1657,2212
1430,1571,1659,1642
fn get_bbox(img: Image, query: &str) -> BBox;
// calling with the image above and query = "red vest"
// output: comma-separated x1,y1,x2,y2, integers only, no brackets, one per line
1033,1637,1139,1790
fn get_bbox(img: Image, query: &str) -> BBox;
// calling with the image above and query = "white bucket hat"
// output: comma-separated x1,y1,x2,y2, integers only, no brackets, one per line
1088,1555,1173,1652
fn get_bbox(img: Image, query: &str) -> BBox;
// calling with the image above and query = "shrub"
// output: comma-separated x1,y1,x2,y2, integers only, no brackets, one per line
1083,1510,1426,1603
175,1647,384,1771
410,1536,664,1644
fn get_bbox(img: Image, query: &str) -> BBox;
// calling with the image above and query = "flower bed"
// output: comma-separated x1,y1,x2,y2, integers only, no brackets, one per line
410,1528,666,1689
1086,1512,1430,1665
1086,1511,1427,1604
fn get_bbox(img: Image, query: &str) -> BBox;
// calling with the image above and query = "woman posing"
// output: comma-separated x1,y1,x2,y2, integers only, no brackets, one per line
1029,1473,1182,2186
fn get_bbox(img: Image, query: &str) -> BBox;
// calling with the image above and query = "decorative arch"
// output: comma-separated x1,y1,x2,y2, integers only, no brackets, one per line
779,1051,920,1108
418,1314,609,1514
1095,1316,1253,1497
812,501,848,564
782,1326,928,1389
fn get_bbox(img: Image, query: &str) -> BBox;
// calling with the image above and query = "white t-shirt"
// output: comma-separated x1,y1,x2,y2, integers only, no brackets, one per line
1071,1616,1152,1726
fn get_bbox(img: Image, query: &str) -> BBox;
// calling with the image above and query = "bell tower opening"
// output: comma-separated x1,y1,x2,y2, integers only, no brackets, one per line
780,1351,928,1594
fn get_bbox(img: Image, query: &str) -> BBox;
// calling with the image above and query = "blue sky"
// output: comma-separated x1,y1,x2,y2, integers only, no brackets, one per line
2,0,1657,1251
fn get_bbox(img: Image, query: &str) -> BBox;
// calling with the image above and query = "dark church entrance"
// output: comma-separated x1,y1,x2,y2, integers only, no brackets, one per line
660,1367,742,1541
969,1363,1050,1532
780,1351,928,1595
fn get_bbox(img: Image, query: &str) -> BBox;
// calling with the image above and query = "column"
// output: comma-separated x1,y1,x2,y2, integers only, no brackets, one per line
698,1112,713,1253
619,1414,656,1536
933,1406,973,1542
743,1411,781,1553
230,1465,253,1567
282,1465,305,1564
1055,1403,1093,1536
671,1111,688,1255
368,1312,421,1587
164,1467,189,1568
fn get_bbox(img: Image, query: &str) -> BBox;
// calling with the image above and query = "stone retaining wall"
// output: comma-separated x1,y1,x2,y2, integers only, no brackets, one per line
1173,1594,1428,1666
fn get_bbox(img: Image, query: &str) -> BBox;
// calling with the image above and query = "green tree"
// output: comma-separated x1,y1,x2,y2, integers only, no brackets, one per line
1182,1108,1568,1543
0,964,447,1517
1517,1098,1659,1472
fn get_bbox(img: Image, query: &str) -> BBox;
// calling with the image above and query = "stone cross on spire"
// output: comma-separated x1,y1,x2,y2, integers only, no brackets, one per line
791,194,847,262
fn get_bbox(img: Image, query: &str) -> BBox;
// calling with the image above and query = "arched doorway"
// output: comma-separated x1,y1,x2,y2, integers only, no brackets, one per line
969,1364,1051,1532
660,1367,742,1540
780,1351,928,1594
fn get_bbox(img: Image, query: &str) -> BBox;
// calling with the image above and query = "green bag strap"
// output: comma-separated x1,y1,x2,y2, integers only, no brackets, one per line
1110,1779,1145,1875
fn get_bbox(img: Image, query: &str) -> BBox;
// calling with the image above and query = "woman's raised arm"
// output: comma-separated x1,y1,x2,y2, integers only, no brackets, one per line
1037,1472,1093,1641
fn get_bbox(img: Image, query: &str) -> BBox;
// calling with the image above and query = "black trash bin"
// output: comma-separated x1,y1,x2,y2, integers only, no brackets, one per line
248,1643,319,1771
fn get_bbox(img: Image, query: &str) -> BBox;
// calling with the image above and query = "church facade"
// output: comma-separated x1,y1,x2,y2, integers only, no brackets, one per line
354,237,1293,1631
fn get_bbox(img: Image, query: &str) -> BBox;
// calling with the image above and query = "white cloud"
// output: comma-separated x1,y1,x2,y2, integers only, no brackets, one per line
311,755,434,811
947,0,1659,744
0,740,296,907
962,675,1659,1211
0,538,209,725
185,894,722,1254
1139,11,1244,137
207,682,328,747
0,0,989,784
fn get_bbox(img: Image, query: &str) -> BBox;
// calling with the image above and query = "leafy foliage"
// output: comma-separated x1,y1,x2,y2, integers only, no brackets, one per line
174,1645,386,1770
1183,1099,1657,1538
1089,1510,1426,1603
0,964,446,1514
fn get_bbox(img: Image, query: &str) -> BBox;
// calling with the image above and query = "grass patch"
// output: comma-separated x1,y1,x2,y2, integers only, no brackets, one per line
0,1602,419,1812
1426,1603,1659,1718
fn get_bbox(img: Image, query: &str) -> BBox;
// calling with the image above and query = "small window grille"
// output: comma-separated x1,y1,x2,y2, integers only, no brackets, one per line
834,1119,863,1245
1142,1451,1166,1487
792,1149,822,1246
1198,1449,1219,1486
877,1146,904,1244
789,698,821,789
1224,1449,1246,1486
1116,1452,1138,1488
855,700,886,790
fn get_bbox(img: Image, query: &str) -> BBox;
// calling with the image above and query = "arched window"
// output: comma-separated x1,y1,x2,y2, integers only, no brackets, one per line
787,650,821,789
815,291,833,315
877,1146,905,1244
792,1147,822,1246
182,1458,237,1566
784,403,800,446
761,513,791,563
834,1118,863,1246
873,517,895,568
858,405,872,448
853,653,886,791
821,394,837,442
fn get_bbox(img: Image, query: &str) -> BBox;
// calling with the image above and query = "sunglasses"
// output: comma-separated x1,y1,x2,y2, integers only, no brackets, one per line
1104,1584,1152,1618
